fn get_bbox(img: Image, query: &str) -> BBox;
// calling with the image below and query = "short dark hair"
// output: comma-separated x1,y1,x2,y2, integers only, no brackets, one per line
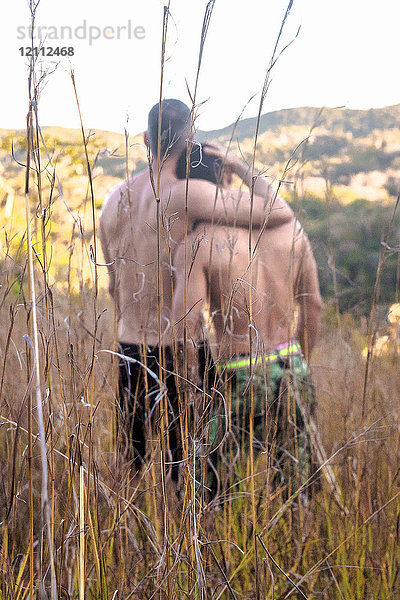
176,143,222,185
147,99,191,158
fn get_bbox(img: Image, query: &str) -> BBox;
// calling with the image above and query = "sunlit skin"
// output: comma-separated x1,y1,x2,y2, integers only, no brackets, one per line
174,217,322,366
99,141,295,347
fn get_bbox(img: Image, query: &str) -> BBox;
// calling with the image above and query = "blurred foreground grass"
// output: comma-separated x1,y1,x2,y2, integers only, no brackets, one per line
1,116,400,600
1,240,400,599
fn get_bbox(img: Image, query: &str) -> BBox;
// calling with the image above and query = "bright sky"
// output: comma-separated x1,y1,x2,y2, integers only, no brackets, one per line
1,0,399,135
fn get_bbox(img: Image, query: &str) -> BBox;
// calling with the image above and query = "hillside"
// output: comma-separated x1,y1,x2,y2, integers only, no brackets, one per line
199,104,400,203
198,104,400,142
1,104,400,208
1,105,399,314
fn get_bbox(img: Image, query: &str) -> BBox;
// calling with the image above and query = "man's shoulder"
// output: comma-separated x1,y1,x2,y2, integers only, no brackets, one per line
99,186,120,232
102,182,123,211
165,178,219,217
101,171,147,214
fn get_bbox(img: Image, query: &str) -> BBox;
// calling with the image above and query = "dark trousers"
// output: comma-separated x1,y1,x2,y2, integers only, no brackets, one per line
118,344,181,481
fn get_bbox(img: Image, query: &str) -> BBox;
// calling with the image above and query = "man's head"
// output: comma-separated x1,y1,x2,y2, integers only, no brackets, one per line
146,99,191,159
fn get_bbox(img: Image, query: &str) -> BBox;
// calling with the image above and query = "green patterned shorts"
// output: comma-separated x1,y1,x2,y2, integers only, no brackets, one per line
205,347,317,497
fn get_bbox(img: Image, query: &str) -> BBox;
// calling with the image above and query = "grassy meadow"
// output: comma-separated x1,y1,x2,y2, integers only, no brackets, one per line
2,2,400,599
1,206,400,600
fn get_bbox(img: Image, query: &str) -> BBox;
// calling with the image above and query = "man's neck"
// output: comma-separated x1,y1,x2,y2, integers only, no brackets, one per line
151,153,179,176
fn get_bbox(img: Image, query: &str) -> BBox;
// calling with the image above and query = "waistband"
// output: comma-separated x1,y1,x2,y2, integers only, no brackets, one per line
217,341,303,371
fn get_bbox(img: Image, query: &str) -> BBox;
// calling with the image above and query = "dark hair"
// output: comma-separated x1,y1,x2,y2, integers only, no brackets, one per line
147,99,191,157
176,143,222,184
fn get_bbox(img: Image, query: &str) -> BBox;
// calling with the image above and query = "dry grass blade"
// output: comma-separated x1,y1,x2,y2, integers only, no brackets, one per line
257,534,309,600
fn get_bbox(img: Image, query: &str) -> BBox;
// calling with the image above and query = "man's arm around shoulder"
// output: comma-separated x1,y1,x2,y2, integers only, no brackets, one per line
171,177,294,230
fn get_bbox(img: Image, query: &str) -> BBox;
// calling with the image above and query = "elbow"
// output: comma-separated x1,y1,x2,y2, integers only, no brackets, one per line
298,294,323,357
264,201,294,228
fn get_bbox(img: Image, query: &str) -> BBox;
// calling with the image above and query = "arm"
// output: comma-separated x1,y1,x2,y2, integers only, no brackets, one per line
172,177,293,231
295,236,322,362
204,145,294,228
173,238,209,382
173,238,207,342
226,152,276,198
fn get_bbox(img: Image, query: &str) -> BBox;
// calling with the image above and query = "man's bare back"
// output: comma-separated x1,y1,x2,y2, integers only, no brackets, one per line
174,220,322,360
100,165,178,347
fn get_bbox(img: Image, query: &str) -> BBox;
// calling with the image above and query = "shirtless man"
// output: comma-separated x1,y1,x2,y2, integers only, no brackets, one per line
173,152,322,495
99,99,294,478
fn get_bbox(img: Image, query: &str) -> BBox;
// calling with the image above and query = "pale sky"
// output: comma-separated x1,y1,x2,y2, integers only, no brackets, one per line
1,0,399,135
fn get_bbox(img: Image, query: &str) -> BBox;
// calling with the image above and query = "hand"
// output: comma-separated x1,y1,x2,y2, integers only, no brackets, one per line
203,144,243,175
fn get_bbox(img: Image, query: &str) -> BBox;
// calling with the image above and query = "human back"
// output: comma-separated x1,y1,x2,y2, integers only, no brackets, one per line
99,165,187,347
178,219,317,358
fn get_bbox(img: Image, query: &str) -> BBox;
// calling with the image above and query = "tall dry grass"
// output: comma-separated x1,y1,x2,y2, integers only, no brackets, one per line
1,1,400,599
2,269,400,599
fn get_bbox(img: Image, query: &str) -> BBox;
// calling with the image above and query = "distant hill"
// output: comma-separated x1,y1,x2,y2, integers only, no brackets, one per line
1,104,400,209
200,104,400,203
197,104,400,143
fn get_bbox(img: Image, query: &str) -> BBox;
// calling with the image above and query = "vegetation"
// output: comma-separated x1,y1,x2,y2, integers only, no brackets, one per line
290,194,400,314
2,229,400,598
1,1,400,598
